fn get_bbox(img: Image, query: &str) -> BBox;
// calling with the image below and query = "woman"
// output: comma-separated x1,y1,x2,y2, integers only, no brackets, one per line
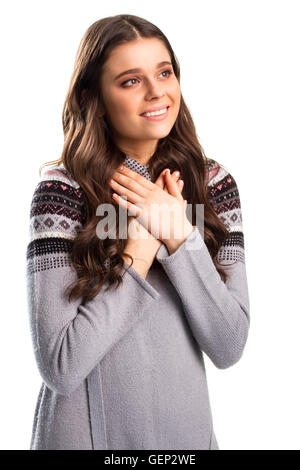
26,14,250,450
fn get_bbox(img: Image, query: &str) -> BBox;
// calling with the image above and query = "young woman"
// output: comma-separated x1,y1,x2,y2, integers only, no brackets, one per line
26,14,250,450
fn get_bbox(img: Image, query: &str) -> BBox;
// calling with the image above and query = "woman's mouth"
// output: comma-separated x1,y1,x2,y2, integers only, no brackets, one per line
140,106,170,121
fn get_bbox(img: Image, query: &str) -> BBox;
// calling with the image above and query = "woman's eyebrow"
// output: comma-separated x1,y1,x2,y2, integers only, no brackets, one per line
114,61,172,81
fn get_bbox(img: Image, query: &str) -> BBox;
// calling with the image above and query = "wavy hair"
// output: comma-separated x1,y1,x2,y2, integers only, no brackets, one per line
39,13,231,302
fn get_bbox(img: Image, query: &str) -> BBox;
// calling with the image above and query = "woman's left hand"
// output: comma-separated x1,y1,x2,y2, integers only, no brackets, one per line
109,166,194,251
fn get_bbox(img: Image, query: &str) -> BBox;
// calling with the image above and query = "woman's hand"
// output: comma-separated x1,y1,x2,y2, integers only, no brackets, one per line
109,166,193,253
125,169,185,244
109,166,185,278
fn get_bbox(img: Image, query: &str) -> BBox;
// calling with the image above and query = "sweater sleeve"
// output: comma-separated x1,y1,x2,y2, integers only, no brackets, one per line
26,167,160,397
155,162,250,369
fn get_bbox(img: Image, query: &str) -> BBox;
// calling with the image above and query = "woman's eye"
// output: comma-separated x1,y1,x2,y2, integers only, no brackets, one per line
121,69,173,87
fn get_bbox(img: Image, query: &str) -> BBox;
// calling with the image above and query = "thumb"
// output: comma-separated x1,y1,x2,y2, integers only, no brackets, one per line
164,169,183,199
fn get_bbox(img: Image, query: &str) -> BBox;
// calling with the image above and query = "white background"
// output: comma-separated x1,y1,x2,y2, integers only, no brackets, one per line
1,0,299,450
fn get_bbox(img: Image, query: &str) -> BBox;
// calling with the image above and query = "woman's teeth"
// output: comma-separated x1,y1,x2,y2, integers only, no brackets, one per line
141,107,168,117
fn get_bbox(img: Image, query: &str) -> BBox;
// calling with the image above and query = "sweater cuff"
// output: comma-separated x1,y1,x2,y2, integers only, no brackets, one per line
123,261,160,300
155,226,217,278
156,225,203,259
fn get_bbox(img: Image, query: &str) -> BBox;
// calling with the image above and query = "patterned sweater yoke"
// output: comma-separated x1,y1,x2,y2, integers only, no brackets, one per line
206,160,245,265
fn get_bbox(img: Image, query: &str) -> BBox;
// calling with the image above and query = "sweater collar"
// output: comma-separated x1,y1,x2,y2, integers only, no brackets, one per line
123,155,151,181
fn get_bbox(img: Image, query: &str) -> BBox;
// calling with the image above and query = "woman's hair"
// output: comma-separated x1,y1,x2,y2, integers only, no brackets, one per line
39,14,231,302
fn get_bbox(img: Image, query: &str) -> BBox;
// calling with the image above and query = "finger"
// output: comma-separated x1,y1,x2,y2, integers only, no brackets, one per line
155,168,169,189
163,170,181,193
164,170,184,199
164,180,183,193
112,193,141,217
114,166,153,195
111,172,148,199
154,168,183,195
109,175,146,205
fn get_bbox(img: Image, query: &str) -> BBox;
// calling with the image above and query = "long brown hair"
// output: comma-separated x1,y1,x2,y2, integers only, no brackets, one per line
39,14,231,302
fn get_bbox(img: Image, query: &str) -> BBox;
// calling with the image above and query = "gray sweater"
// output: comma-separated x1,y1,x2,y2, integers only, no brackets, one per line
26,155,250,450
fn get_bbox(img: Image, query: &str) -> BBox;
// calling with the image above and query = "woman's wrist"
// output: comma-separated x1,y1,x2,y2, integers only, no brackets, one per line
122,253,151,279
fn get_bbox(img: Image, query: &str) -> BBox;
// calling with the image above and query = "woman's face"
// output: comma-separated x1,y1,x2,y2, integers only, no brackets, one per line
100,37,181,156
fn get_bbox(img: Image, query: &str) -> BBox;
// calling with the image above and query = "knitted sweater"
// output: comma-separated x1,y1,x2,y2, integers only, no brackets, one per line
26,155,250,450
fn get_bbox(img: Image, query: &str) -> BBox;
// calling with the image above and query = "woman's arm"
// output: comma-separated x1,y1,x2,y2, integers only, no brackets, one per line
155,165,250,369
26,168,160,397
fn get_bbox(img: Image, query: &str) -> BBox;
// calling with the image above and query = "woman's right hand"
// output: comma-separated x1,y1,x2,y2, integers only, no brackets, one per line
126,169,184,243
123,170,185,278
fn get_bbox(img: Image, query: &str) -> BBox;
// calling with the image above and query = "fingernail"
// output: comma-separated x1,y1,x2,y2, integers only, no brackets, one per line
167,169,170,175
174,171,180,177
119,165,124,170
179,179,183,186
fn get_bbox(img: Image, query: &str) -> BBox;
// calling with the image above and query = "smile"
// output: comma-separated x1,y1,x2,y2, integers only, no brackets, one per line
140,106,170,121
